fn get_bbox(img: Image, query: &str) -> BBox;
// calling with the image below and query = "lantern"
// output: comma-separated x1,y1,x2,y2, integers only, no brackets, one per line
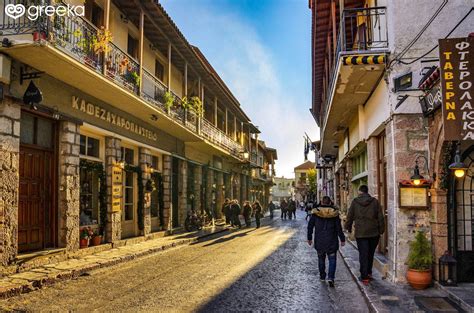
438,251,457,286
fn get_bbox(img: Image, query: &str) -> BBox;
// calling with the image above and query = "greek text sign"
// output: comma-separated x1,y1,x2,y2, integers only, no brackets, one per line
112,166,123,212
439,37,474,141
72,96,158,141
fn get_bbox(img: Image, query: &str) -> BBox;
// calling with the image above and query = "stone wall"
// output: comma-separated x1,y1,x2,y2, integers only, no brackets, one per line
139,148,152,236
385,114,430,282
105,137,121,242
193,165,202,214
178,160,187,226
58,121,81,252
162,155,172,230
0,98,20,265
206,169,214,214
216,172,224,219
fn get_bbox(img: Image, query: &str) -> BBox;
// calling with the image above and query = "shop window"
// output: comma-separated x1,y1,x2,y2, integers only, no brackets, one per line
127,34,139,59
152,155,160,171
80,164,100,226
121,147,135,222
80,135,100,158
352,150,368,176
20,113,54,149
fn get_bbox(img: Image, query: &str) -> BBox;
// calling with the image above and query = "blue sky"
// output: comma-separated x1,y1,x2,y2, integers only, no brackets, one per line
161,0,319,177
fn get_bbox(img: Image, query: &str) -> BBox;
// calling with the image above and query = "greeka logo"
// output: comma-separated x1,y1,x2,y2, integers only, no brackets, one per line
5,3,84,21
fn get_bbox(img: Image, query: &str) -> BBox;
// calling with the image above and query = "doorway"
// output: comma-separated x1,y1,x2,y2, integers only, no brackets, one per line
377,132,388,255
171,157,179,228
453,146,474,282
18,111,57,253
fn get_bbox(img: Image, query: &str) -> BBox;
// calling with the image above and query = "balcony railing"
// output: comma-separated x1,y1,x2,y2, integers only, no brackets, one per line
201,118,243,157
1,1,243,158
321,6,388,128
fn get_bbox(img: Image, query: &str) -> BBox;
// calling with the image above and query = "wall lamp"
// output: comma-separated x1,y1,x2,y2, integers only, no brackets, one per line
410,155,430,186
449,143,468,178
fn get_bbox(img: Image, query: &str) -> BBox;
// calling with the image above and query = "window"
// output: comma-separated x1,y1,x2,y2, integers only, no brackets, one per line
127,34,139,59
121,147,136,222
80,135,100,158
20,112,54,149
85,1,103,28
80,164,100,226
352,150,368,176
155,60,164,82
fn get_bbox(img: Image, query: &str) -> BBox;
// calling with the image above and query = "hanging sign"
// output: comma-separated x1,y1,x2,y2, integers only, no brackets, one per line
112,166,123,212
439,37,474,141
23,80,43,105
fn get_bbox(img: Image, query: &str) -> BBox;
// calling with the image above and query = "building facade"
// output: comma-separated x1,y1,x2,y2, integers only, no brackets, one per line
310,0,473,283
271,177,295,203
294,160,316,202
0,0,275,267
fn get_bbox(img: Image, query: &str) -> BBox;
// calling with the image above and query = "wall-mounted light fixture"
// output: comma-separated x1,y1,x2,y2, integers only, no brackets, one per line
449,143,468,178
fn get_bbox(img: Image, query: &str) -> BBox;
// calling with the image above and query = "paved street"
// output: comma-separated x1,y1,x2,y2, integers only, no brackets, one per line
0,211,369,312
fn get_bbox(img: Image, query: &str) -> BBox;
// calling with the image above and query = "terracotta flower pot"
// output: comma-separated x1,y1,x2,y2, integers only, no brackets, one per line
32,31,46,41
80,238,89,249
90,235,102,246
406,269,432,290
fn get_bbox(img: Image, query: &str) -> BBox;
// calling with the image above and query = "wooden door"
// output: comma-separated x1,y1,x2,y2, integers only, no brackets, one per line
18,147,54,252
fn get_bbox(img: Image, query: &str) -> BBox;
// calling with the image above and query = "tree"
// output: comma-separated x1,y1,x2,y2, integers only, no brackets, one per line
307,168,317,194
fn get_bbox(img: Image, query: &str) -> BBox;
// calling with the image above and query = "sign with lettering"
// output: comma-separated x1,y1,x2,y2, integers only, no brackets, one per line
72,96,158,142
112,166,123,212
420,83,442,116
23,80,42,104
439,37,474,141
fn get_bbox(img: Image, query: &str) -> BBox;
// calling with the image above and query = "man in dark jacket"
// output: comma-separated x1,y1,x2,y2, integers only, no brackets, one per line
222,198,231,226
307,196,345,287
268,201,275,219
280,199,288,220
243,201,252,227
231,200,242,228
344,185,385,285
253,201,263,228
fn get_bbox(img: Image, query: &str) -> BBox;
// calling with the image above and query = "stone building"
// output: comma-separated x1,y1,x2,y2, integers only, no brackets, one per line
310,0,473,283
0,0,276,268
271,177,295,203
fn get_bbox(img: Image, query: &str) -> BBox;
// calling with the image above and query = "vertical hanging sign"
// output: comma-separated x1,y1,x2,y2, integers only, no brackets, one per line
112,166,123,212
439,37,474,141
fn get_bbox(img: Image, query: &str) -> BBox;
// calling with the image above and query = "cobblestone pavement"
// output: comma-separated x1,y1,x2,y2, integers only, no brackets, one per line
0,211,369,312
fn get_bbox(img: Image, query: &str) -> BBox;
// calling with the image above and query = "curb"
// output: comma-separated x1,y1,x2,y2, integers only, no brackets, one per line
0,228,230,300
338,244,383,313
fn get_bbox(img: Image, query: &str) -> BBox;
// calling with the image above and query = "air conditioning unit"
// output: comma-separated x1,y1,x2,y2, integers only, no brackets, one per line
0,55,12,84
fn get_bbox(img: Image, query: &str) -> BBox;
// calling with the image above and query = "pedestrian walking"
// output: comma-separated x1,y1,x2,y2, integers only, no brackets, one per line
222,198,231,226
344,185,385,286
280,199,288,220
243,201,252,227
231,199,242,228
307,196,345,287
268,201,275,219
288,199,296,220
253,200,263,228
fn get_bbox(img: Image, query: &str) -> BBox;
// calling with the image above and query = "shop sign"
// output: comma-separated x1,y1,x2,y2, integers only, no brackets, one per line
112,166,122,212
399,187,428,209
419,83,442,116
72,96,158,141
439,37,474,141
23,80,42,105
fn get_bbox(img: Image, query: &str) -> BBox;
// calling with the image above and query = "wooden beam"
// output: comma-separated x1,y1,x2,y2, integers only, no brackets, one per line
234,116,237,141
331,0,337,57
225,108,228,134
214,96,218,127
167,42,172,91
138,10,145,94
184,62,188,97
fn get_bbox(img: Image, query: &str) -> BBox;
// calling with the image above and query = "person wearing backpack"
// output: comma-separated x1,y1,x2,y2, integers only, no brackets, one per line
307,196,345,287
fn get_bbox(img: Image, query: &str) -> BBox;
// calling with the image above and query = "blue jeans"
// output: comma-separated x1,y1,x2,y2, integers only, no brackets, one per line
318,252,337,280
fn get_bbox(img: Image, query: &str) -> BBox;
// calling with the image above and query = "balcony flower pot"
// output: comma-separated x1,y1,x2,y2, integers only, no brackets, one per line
80,238,89,249
33,31,47,42
90,235,102,246
406,231,433,290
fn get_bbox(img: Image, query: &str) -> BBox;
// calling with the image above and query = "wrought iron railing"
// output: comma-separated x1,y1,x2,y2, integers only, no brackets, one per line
341,7,388,52
0,0,243,158
1,0,46,35
201,118,243,157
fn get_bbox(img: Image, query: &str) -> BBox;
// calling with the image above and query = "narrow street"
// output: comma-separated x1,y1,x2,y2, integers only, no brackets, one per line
0,211,368,312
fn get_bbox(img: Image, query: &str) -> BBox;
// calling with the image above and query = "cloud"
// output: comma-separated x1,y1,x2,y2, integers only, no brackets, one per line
163,2,319,177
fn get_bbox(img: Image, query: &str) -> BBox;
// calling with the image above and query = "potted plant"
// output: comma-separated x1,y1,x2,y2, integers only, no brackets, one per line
190,96,204,117
406,231,433,289
80,227,93,249
162,91,174,113
90,230,102,246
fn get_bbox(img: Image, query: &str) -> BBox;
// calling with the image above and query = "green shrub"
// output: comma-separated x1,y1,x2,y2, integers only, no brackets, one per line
407,231,432,270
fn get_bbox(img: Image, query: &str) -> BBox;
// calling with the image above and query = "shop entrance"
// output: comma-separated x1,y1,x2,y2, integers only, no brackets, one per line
150,173,164,232
18,112,57,253
171,157,179,228
453,147,474,282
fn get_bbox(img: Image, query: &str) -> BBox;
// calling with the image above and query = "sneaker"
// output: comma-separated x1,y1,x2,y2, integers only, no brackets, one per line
328,280,335,287
361,279,370,286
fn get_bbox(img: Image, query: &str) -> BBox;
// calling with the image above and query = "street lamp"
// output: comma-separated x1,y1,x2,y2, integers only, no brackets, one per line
449,144,468,178
242,151,249,160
